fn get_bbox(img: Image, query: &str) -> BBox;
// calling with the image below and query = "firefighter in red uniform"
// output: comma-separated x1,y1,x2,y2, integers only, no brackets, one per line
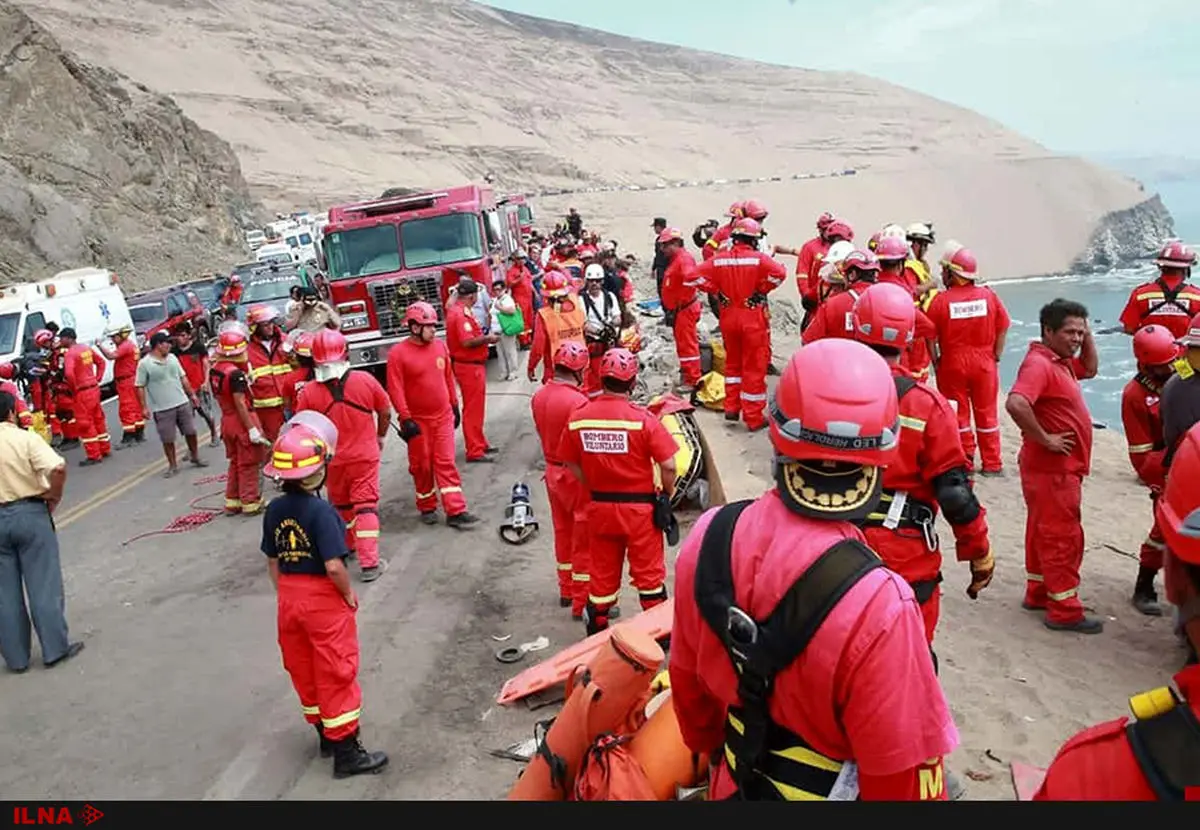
28,329,59,441
220,274,243,309
297,330,392,583
658,227,704,388
445,277,498,463
669,338,959,801
281,331,316,416
1118,240,1200,339
386,301,479,529
874,236,937,382
530,341,591,616
246,305,291,442
773,211,835,308
1033,422,1200,801
60,328,110,465
211,322,271,516
925,247,1011,475
701,202,746,262
1121,325,1179,616
97,322,144,447
505,250,536,348
693,218,787,430
850,284,995,652
800,249,881,344
559,348,678,635
261,418,389,779
0,363,33,428
527,271,587,384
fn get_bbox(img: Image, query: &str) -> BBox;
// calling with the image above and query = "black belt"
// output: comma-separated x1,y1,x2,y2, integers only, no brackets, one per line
590,491,656,504
861,492,937,532
910,573,943,605
0,497,47,508
452,358,487,366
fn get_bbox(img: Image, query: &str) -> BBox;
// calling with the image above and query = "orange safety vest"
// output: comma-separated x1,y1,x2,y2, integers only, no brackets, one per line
539,299,587,359
246,338,291,410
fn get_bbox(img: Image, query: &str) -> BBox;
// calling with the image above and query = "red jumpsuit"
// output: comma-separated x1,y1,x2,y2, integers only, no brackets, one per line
862,367,991,645
386,337,469,518
660,247,703,386
297,372,390,571
801,283,866,344
220,282,243,307
701,223,734,261
797,235,831,306
506,263,536,348
1118,276,1200,338
30,374,53,434
694,244,787,429
50,348,75,441
247,335,290,441
1120,374,1168,572
530,378,589,614
445,301,491,461
558,394,677,632
64,344,110,461
925,283,1011,472
0,380,32,428
210,360,264,514
670,493,959,800
877,269,937,382
282,365,314,415
1011,343,1094,625
110,338,142,438
1033,665,1200,800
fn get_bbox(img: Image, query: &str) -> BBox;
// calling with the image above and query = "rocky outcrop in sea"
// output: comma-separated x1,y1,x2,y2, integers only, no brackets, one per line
1072,194,1176,273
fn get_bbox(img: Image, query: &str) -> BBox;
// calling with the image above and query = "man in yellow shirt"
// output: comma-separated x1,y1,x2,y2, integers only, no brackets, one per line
0,390,84,673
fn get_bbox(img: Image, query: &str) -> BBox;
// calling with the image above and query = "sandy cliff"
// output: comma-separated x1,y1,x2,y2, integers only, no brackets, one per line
16,0,1166,281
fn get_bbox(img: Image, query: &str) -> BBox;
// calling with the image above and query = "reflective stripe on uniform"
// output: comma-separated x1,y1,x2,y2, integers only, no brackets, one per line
572,572,590,582
440,486,462,494
1026,572,1043,582
355,529,379,539
1144,537,1167,550
637,584,665,596
253,397,285,408
740,392,768,402
1048,586,1078,602
976,426,1000,433
249,364,291,380
301,704,320,716
1128,442,1155,453
898,415,926,432
557,562,572,571
321,708,361,730
588,591,620,605
725,376,743,384
714,258,761,266
569,419,643,431
416,489,437,500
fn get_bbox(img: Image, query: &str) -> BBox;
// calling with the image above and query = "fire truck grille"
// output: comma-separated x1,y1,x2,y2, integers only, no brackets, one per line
370,274,444,338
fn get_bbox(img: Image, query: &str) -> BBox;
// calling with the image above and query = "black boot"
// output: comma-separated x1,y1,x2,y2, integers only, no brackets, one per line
115,433,136,451
1132,566,1163,616
134,427,147,443
315,723,334,758
332,729,389,779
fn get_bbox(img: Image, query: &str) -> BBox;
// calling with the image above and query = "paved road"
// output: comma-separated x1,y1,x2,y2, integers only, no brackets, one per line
0,367,605,799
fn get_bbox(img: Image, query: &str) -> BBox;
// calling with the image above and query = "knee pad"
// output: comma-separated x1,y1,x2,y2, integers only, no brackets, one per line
932,467,981,525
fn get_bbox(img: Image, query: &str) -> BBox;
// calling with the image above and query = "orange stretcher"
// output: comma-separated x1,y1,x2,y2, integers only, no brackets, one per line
496,600,674,706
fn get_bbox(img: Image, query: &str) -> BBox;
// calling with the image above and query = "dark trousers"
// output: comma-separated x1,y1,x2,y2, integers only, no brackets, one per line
0,500,71,669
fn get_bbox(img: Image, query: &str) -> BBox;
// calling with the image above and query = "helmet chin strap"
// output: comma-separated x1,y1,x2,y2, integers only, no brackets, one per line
300,470,327,493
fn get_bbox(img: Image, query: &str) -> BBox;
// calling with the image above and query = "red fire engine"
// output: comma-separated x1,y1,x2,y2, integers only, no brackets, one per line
319,184,521,369
499,194,534,236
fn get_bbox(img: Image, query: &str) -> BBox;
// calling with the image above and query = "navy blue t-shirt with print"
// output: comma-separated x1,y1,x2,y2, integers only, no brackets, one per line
260,491,349,576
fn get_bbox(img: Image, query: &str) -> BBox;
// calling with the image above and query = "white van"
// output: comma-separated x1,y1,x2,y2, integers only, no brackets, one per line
282,228,317,264
256,242,296,266
0,267,134,386
245,229,267,251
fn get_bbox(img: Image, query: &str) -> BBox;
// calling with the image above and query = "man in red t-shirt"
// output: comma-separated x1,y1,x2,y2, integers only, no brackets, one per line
445,278,498,463
172,322,218,445
1006,299,1101,633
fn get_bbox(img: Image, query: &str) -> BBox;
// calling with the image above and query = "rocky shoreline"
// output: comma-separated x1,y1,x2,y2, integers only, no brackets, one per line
1071,193,1176,273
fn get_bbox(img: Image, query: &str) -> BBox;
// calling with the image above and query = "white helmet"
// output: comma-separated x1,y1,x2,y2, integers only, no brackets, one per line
880,224,906,240
906,223,935,243
818,240,855,283
584,263,606,282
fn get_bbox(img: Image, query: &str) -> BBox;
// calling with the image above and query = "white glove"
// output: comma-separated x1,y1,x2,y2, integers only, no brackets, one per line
249,427,269,446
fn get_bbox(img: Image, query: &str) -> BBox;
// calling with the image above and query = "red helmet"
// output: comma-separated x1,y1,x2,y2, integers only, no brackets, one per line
825,219,854,241
726,201,746,218
310,329,348,365
842,249,881,281
1155,424,1200,564
941,247,979,280
853,283,916,349
874,235,910,262
1132,324,1179,367
742,199,768,221
294,331,316,358
731,218,763,239
0,362,15,380
33,329,54,348
229,275,242,285
657,227,685,245
216,322,251,358
262,423,334,482
543,270,571,298
553,341,589,372
1155,239,1196,270
599,347,638,382
405,301,438,327
816,211,836,231
247,304,279,328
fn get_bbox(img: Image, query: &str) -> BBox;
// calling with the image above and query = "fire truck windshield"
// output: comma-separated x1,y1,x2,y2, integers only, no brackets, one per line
400,213,484,269
323,225,402,281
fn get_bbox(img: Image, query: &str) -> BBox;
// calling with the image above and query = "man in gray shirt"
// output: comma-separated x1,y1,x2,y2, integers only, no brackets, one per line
136,331,208,478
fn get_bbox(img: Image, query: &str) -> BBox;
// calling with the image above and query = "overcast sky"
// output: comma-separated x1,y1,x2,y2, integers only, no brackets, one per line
481,0,1198,159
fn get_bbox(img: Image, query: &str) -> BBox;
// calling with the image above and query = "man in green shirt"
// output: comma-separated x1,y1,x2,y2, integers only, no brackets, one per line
136,332,208,478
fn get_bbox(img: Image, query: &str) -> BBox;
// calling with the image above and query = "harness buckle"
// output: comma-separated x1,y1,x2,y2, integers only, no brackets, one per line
911,502,939,551
726,605,758,662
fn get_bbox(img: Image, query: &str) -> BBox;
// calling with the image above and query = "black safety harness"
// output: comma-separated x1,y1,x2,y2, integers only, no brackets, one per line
319,376,380,523
1125,686,1200,800
1144,277,1193,319
694,499,883,800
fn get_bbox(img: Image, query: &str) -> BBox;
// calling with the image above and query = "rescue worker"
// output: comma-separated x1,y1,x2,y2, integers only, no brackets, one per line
59,328,111,466
693,218,787,431
281,330,316,416
220,274,243,309
445,277,498,464
527,271,587,385
875,236,938,382
701,202,746,262
297,329,393,583
0,362,33,428
651,217,670,305
210,322,271,516
850,283,995,651
246,304,291,442
904,223,938,294
530,341,591,617
772,210,834,309
559,348,678,635
1121,325,1178,616
800,249,881,344
925,247,1011,475
505,249,537,348
580,263,622,398
261,419,389,779
1162,311,1200,467
658,227,704,388
386,301,479,529
28,329,60,442
1032,421,1200,800
49,335,79,449
95,322,143,447
1118,240,1199,339
1005,299,1101,634
669,338,958,801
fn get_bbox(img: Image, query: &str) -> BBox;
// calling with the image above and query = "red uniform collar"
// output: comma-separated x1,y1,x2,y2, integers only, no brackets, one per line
1029,341,1073,365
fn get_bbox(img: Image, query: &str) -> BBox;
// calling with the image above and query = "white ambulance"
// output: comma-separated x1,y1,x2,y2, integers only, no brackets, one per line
0,267,133,386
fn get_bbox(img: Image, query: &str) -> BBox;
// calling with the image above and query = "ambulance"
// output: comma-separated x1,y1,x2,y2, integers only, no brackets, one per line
0,267,133,386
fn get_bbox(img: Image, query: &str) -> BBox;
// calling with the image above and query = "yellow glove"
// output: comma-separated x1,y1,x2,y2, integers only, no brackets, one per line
651,670,671,694
967,550,994,599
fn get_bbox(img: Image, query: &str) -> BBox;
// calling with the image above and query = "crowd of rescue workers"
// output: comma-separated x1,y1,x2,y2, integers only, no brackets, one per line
1,197,1198,799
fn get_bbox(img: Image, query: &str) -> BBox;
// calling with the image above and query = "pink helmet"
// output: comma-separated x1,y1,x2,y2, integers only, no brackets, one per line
842,249,881,282
405,301,439,327
816,212,836,231
942,247,979,281
599,348,639,382
656,227,685,245
1155,240,1196,270
731,218,763,239
825,219,854,242
726,201,746,219
742,199,768,221
874,236,910,262
852,283,916,348
553,341,589,372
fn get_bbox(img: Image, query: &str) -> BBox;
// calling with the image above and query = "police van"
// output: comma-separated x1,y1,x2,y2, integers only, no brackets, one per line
0,267,134,386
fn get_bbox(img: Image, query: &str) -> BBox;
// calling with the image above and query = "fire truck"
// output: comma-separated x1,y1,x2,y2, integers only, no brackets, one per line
499,194,534,236
319,184,522,369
